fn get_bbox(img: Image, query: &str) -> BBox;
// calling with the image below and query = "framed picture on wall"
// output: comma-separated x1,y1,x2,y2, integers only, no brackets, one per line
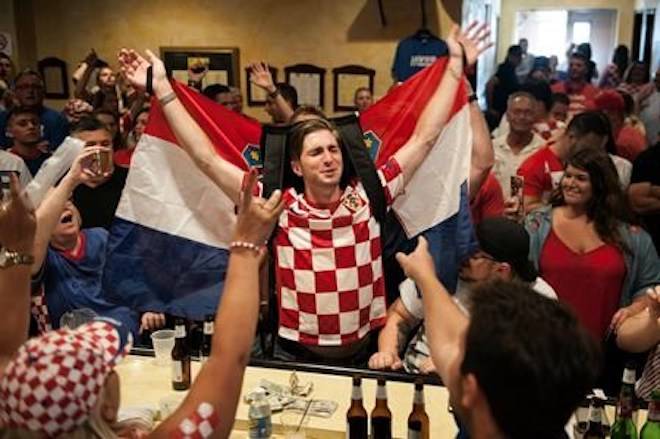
38,57,69,99
246,65,278,106
160,47,240,89
332,65,375,112
285,63,326,108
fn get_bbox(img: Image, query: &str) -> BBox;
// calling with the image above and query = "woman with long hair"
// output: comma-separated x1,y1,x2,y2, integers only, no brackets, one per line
526,147,659,342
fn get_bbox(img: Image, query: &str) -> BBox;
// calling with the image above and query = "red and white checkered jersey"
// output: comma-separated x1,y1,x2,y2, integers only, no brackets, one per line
271,157,404,346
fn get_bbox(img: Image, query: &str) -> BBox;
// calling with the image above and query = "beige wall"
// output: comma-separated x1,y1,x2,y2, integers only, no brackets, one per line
498,0,635,63
17,0,461,118
0,0,17,61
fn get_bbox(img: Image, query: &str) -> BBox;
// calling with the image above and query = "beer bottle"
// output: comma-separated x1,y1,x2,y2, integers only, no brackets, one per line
346,376,368,439
407,379,430,439
370,378,392,439
200,314,214,363
171,318,191,391
584,398,607,439
641,389,660,439
611,364,638,439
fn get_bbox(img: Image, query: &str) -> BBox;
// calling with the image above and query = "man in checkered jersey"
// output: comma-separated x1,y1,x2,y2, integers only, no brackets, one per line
119,24,492,362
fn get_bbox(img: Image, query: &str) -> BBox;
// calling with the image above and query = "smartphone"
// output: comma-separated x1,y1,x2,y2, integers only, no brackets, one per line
510,175,525,219
0,170,18,201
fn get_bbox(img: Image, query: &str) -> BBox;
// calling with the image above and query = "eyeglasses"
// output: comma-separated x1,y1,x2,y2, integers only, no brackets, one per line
470,252,499,263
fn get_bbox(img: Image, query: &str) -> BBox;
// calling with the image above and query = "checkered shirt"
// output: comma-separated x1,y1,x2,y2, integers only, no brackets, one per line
171,402,219,439
0,319,131,437
30,286,52,334
273,157,404,346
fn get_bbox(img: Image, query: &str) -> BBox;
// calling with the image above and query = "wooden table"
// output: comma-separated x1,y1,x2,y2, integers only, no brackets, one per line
116,355,458,438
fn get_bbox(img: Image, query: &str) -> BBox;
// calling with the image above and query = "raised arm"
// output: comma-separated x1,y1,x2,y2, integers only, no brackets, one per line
249,62,295,123
0,175,36,373
151,171,283,439
393,22,492,183
395,237,469,386
118,49,244,205
32,148,101,274
73,50,98,101
467,92,495,199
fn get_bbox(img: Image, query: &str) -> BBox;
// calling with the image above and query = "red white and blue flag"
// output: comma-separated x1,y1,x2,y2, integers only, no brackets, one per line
102,58,476,320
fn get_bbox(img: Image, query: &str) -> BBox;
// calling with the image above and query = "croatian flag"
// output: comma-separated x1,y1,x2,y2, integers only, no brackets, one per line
361,58,477,290
103,57,475,319
102,83,261,320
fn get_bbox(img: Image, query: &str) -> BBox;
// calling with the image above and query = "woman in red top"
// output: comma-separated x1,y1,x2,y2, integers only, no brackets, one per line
535,148,651,341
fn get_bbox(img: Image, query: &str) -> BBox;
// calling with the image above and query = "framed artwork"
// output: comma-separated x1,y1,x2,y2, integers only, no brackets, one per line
332,65,375,112
246,66,278,106
38,57,69,99
284,63,326,108
160,47,240,89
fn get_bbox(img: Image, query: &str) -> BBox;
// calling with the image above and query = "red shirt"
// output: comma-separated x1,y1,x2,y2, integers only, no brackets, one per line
517,145,564,202
470,173,504,224
540,229,626,340
616,125,647,162
551,81,599,116
113,149,134,168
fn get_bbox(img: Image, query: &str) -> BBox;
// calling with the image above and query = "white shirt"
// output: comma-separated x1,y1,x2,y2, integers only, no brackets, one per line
492,133,546,195
0,150,32,189
610,154,632,189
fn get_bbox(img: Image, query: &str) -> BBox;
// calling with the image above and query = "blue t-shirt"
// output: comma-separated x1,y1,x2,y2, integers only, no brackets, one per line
392,34,448,82
37,228,138,334
0,106,69,150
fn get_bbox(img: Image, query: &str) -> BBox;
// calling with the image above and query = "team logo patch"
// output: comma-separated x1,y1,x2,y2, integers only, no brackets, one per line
343,191,365,212
242,143,263,169
362,130,381,161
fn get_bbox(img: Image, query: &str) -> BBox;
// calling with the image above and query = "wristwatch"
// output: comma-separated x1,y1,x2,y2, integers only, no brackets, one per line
0,247,34,269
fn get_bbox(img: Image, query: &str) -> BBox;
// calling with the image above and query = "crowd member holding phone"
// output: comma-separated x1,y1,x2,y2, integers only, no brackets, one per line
0,169,284,438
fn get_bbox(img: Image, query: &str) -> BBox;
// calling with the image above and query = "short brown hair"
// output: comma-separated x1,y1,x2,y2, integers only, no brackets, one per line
288,118,341,161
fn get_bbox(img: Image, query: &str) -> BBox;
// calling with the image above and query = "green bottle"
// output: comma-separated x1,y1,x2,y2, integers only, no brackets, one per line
612,365,638,439
641,390,660,439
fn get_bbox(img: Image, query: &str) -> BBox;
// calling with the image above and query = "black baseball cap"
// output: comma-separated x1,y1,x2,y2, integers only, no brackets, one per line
475,217,538,283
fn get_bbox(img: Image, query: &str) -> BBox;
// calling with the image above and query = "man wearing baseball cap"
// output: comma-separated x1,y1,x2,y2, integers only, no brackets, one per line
369,216,556,374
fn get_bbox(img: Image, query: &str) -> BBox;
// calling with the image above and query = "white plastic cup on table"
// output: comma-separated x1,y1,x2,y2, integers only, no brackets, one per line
151,329,175,366
280,409,308,439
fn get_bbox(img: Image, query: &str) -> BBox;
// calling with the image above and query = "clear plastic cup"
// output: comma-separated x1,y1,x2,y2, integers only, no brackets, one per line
150,329,175,366
280,410,308,439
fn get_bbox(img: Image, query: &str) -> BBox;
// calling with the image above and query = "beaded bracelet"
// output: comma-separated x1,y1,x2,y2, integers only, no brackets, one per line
229,240,264,254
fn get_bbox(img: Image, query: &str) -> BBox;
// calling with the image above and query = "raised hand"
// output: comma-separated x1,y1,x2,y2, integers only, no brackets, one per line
395,236,436,285
233,170,284,248
118,49,168,95
0,174,35,254
248,62,276,93
446,21,493,67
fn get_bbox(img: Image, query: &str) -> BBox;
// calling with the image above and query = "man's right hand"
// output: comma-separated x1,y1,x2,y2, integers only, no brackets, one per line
248,62,276,94
395,236,436,285
368,351,403,370
118,48,170,96
66,147,110,187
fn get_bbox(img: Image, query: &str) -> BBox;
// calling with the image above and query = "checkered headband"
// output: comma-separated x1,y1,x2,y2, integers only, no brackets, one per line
0,317,132,437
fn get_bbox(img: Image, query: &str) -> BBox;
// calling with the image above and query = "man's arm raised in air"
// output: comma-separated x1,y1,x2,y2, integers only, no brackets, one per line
393,22,492,184
118,49,244,205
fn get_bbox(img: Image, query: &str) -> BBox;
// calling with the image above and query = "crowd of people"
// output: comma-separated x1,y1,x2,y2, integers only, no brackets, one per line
0,20,658,439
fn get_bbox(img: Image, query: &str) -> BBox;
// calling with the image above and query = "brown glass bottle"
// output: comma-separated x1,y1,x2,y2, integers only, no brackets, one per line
200,314,214,363
346,376,368,439
407,380,430,439
371,378,392,439
171,318,191,391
